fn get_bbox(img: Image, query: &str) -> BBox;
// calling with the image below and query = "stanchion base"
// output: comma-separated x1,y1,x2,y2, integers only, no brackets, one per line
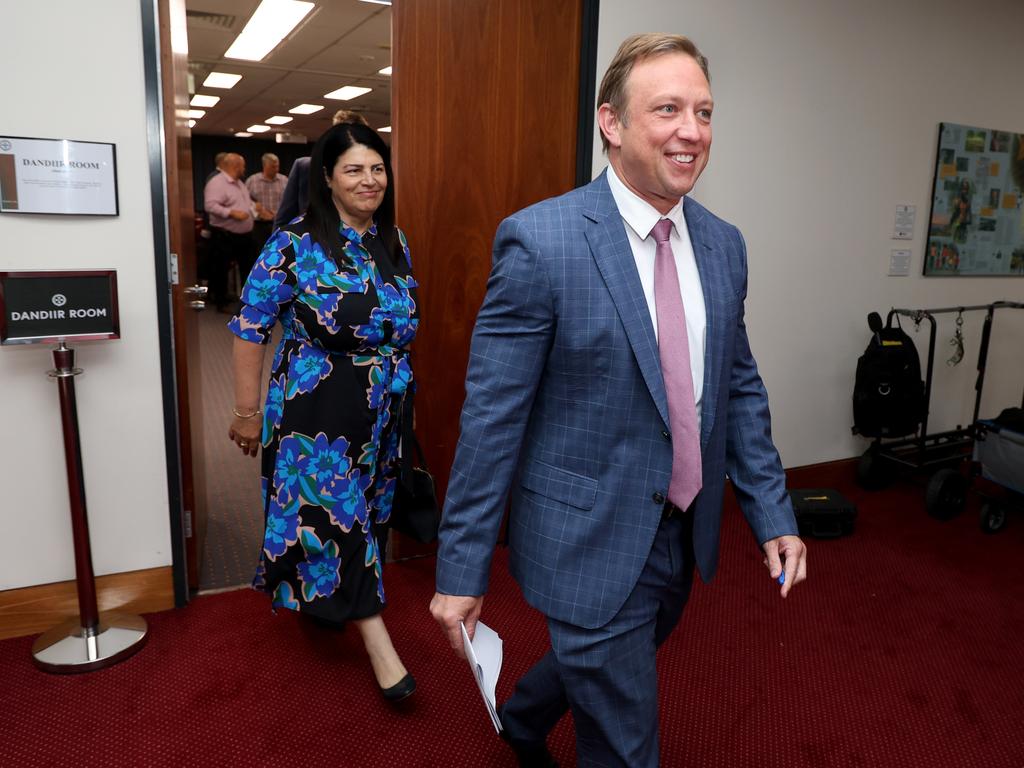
31,612,148,674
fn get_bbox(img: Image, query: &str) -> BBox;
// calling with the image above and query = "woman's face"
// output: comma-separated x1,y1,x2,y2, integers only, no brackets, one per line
327,143,387,228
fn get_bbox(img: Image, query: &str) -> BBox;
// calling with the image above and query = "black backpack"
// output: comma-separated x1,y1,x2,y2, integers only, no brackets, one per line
852,312,925,438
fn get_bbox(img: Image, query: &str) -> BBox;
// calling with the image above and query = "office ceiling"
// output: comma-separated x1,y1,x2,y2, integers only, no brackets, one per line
184,0,392,140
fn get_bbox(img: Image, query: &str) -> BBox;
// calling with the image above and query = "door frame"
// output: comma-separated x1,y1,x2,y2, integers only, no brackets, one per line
140,0,189,607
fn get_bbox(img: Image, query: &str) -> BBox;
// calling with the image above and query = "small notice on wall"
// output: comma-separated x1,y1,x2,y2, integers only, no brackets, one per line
0,136,118,216
889,249,912,276
893,204,916,240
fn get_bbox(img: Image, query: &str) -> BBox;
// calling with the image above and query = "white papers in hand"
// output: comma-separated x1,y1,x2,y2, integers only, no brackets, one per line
460,620,503,733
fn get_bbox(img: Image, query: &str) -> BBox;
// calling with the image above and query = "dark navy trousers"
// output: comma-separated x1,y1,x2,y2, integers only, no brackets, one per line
501,514,696,767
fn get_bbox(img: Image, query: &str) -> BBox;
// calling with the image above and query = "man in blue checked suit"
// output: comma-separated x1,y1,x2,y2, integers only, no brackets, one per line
431,33,807,767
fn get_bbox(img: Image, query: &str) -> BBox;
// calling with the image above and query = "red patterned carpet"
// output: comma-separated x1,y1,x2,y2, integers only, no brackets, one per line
2,474,1023,767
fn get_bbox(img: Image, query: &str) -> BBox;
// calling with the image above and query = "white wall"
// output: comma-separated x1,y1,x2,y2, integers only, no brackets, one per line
594,0,1024,468
0,0,173,589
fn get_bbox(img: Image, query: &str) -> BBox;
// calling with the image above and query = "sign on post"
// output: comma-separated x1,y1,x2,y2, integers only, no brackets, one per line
0,270,119,345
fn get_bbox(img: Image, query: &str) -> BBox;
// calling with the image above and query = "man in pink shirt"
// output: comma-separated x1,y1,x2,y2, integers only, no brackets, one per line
203,153,256,311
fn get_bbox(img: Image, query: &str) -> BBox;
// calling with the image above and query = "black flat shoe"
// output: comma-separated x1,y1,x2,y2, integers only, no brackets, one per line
379,672,416,703
499,728,558,768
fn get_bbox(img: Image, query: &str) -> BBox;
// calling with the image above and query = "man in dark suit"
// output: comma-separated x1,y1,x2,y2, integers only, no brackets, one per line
431,33,807,767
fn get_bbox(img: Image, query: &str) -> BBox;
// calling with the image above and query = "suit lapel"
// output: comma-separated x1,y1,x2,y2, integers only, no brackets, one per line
583,174,670,428
684,197,721,449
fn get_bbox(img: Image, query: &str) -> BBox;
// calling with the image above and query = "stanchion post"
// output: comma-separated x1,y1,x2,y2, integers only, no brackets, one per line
51,342,101,631
31,341,148,673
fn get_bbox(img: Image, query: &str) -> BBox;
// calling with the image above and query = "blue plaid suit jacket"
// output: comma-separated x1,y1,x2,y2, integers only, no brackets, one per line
435,172,797,629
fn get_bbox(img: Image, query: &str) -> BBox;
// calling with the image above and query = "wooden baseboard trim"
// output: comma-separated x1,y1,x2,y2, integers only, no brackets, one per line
0,566,175,641
785,457,858,489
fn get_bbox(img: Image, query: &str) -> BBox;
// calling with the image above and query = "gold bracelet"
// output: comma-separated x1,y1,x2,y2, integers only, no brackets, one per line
232,407,262,419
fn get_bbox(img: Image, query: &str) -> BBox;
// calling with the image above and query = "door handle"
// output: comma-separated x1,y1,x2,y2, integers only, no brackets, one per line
189,301,207,311
184,285,208,298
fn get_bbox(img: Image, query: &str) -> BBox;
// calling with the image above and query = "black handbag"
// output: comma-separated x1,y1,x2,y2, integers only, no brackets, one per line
390,391,440,543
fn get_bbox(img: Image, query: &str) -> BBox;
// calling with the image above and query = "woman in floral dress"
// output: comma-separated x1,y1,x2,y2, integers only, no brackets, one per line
227,122,418,701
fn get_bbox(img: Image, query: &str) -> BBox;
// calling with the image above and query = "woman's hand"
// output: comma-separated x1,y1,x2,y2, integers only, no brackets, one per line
228,413,261,457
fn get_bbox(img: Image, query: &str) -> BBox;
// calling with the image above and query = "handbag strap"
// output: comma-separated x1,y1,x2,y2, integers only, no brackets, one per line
400,387,428,488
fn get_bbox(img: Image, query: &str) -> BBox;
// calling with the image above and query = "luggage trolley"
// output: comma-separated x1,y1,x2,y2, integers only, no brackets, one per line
974,409,1024,533
856,301,1024,520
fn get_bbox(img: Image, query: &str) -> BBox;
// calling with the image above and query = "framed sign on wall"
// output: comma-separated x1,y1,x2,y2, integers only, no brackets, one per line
924,122,1024,276
0,136,118,216
0,270,120,345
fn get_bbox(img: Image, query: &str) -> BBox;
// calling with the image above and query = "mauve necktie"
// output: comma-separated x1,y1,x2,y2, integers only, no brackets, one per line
652,218,703,510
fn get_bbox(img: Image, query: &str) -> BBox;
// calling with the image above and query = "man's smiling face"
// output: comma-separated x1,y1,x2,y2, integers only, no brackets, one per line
602,52,713,214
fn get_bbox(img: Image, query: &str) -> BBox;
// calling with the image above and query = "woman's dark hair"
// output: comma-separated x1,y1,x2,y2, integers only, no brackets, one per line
306,122,401,266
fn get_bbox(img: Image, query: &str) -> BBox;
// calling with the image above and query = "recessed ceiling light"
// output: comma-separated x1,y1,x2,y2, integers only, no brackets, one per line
204,72,242,89
265,115,293,125
378,126,391,133
188,120,197,128
288,103,324,115
247,125,272,133
191,94,220,108
234,132,254,138
324,85,372,101
358,0,392,5
187,109,206,119
225,0,315,62
378,66,392,76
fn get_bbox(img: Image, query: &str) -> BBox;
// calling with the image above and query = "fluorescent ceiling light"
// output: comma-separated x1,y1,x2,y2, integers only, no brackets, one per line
378,126,392,133
324,85,372,101
204,72,242,89
191,94,221,108
265,115,293,125
288,103,324,115
247,125,272,133
187,109,206,119
378,66,392,76
235,132,254,137
225,0,315,62
188,120,196,128
358,0,392,5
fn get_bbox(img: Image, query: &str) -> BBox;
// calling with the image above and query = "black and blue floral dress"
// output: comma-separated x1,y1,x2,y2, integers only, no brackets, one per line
228,217,418,623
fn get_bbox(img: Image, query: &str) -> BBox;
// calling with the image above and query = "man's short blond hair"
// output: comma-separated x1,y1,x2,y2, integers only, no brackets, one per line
597,33,710,151
332,109,370,127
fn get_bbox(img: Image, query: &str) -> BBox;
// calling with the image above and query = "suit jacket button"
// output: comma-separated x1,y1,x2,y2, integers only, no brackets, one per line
652,492,665,504
661,430,670,440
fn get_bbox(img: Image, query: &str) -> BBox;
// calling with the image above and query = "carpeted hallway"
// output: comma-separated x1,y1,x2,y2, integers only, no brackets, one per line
196,307,276,592
2,472,1022,767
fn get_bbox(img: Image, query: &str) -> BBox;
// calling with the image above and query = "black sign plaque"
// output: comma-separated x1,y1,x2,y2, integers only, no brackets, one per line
0,270,119,345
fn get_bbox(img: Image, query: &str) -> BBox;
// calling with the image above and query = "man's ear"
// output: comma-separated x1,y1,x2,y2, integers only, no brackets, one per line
597,103,623,149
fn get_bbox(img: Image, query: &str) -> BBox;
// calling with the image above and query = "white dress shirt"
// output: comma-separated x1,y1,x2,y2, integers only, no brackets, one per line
605,164,706,426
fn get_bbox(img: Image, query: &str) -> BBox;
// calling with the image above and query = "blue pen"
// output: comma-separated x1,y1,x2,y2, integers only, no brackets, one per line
777,570,785,585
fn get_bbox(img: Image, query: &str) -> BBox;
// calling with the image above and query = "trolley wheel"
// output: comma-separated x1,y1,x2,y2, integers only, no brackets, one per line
979,502,1006,534
925,469,968,520
856,447,888,490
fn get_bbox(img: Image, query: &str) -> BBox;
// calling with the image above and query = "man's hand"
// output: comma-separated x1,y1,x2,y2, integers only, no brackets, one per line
430,593,484,660
762,535,807,598
228,209,249,221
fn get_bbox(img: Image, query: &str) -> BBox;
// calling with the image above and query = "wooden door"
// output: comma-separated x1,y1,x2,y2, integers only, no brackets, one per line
392,0,584,556
158,0,208,589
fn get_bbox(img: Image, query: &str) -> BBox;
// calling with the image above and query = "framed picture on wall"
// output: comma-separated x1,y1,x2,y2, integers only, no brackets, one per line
923,122,1024,276
0,136,118,216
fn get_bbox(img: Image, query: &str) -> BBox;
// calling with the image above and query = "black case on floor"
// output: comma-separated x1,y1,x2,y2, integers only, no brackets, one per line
789,488,857,538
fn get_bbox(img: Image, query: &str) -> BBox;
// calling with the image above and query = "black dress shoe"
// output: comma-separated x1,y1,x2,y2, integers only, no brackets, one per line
379,672,416,703
499,728,558,768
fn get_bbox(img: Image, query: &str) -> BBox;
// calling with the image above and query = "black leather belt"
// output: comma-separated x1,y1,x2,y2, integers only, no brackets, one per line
662,500,689,520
